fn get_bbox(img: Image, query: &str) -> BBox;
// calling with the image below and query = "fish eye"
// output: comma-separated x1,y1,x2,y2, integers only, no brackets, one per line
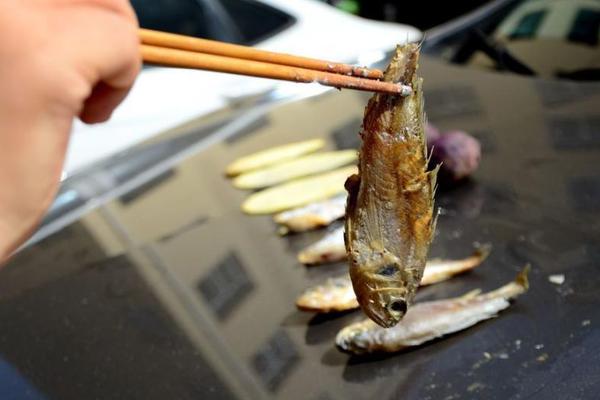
377,264,398,276
389,300,407,314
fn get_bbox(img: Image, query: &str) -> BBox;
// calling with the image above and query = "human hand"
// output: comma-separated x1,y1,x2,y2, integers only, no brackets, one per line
0,0,140,262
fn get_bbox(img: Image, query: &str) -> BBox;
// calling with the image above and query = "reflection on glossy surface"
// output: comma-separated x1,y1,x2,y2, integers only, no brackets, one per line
487,0,600,78
434,0,600,80
1,56,600,399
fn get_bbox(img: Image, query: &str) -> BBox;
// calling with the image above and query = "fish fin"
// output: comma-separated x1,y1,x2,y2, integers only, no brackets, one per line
426,143,435,165
428,164,441,238
429,207,440,242
515,264,531,291
482,264,531,301
428,163,440,190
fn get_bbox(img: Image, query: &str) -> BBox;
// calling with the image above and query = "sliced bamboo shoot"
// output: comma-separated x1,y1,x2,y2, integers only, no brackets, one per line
242,165,357,214
233,150,357,189
225,138,325,177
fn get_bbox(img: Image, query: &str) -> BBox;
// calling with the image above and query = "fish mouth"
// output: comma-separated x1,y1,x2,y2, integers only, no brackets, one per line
362,295,407,328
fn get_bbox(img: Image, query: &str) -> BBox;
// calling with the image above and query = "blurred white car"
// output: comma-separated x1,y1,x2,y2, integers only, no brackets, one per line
65,0,421,176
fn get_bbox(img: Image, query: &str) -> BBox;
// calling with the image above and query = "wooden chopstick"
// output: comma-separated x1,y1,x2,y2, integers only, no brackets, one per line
139,29,412,96
141,44,411,96
139,28,383,79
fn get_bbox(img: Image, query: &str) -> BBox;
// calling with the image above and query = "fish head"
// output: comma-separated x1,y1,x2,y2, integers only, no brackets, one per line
335,319,379,354
350,259,417,328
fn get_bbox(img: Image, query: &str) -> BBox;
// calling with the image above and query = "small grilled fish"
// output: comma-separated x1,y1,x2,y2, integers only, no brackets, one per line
336,266,530,355
297,227,345,265
274,194,346,234
345,44,438,327
296,246,491,313
297,227,346,265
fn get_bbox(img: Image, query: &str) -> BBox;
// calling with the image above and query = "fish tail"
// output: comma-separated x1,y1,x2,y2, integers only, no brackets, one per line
481,264,531,301
515,263,531,291
474,243,493,261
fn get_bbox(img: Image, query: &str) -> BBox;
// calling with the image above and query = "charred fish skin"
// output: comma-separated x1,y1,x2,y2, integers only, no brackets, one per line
345,44,438,328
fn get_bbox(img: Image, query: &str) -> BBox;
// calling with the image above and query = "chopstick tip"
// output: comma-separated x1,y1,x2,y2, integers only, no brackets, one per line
399,84,412,96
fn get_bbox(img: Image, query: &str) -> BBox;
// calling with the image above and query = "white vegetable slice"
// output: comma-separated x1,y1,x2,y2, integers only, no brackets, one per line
233,150,357,189
225,138,325,177
242,165,357,214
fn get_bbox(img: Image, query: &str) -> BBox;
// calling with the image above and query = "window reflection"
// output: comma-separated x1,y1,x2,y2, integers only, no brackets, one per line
429,0,600,80
568,9,600,46
251,330,299,392
197,252,254,320
548,116,600,150
535,80,600,106
567,176,600,212
510,10,547,39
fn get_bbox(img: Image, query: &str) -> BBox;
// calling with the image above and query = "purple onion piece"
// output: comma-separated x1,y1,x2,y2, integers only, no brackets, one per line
430,130,481,181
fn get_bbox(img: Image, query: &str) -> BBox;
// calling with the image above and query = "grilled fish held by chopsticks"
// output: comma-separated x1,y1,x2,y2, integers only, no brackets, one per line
336,266,530,355
296,245,491,313
345,44,439,327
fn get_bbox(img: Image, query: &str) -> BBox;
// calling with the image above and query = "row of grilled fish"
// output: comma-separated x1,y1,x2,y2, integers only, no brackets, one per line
295,44,528,354
295,233,528,355
293,229,528,355
336,266,529,354
296,245,491,312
